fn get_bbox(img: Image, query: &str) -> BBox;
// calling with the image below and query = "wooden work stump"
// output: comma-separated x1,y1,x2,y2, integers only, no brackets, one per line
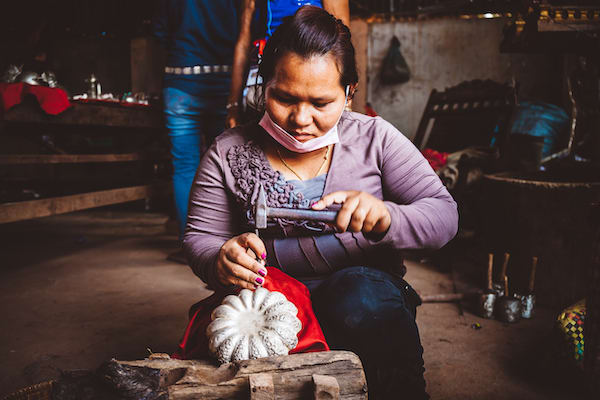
111,351,367,399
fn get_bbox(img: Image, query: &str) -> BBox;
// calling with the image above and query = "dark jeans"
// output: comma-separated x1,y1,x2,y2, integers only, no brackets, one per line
307,267,429,400
163,86,228,238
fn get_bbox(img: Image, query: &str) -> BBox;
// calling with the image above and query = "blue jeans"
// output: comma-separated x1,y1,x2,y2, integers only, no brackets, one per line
309,267,428,400
163,87,228,237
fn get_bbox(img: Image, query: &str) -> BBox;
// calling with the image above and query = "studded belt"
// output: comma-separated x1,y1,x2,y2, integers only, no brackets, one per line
164,65,232,75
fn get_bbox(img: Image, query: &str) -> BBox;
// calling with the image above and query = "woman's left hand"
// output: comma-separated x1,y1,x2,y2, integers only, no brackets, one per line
311,191,391,236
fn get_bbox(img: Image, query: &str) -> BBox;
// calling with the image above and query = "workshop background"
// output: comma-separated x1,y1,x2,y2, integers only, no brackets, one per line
1,0,599,399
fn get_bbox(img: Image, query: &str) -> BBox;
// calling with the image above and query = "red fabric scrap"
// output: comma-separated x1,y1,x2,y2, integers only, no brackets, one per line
0,82,71,115
172,266,329,360
365,102,378,117
421,148,449,171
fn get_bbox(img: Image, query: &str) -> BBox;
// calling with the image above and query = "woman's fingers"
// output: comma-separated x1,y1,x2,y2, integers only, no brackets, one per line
361,207,379,233
336,195,360,232
239,233,268,267
222,255,265,289
311,191,352,210
227,247,265,276
312,191,391,234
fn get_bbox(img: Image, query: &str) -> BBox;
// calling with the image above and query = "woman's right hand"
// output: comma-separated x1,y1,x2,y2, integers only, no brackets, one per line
216,233,268,289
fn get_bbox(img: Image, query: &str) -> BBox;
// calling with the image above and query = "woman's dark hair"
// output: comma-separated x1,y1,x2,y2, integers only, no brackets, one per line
258,6,358,90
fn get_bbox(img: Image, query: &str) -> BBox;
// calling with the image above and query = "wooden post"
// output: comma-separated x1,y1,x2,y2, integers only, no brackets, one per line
249,374,274,400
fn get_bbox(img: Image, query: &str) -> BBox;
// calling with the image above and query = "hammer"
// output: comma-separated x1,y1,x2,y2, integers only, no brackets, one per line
253,184,338,235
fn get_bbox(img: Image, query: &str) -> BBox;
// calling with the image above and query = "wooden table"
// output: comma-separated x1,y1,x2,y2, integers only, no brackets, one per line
0,101,169,224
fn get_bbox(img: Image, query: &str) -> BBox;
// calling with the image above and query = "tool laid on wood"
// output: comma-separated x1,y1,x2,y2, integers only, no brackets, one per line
253,184,338,234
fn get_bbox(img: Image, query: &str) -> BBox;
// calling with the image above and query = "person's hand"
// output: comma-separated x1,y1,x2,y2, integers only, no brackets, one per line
312,191,391,236
216,233,268,289
226,107,241,129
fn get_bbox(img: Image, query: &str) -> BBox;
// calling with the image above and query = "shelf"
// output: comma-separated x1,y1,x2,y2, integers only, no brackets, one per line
0,183,167,224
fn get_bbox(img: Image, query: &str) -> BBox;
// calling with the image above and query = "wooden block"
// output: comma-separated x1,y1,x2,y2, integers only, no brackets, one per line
118,350,367,399
249,373,274,400
312,374,340,400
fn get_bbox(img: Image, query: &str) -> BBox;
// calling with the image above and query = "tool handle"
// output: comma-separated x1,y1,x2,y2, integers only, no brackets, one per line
487,253,494,290
268,208,338,223
504,275,509,297
500,252,510,280
528,256,538,293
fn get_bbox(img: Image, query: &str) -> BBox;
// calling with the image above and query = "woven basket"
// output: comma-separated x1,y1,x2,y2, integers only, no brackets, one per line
2,381,54,400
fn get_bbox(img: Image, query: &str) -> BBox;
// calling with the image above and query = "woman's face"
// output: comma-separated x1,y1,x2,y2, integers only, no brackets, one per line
265,52,347,142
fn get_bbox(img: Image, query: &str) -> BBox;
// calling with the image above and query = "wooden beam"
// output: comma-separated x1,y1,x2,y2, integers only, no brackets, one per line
0,184,163,224
249,374,274,400
119,351,367,399
0,153,169,165
313,374,340,400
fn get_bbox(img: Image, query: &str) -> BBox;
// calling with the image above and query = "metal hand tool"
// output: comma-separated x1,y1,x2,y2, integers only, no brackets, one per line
253,184,338,232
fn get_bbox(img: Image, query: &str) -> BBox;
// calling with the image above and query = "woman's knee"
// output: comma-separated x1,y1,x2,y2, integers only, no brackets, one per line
312,267,409,330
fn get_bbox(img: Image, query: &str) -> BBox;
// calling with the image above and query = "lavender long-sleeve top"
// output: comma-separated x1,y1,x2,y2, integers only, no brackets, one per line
183,111,458,290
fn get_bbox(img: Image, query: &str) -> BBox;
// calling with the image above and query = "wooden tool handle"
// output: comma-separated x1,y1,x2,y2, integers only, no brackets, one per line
504,275,509,297
528,256,538,293
487,253,494,290
500,252,510,280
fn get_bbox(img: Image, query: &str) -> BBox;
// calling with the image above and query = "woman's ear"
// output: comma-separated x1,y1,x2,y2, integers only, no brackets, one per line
348,83,358,100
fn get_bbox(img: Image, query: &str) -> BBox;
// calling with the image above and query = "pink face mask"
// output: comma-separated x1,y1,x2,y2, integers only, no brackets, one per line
259,86,349,153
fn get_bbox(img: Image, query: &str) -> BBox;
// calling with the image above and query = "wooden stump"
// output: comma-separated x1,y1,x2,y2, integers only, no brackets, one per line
118,350,367,399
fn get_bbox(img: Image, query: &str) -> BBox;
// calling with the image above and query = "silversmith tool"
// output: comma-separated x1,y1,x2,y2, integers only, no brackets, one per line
492,252,511,296
496,275,522,323
479,253,497,319
254,185,338,232
519,256,538,319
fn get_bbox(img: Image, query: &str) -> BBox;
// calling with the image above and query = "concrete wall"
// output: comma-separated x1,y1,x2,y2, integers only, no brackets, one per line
356,17,562,140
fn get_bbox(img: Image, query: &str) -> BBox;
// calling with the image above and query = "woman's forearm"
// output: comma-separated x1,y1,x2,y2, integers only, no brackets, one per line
227,0,256,126
323,0,350,27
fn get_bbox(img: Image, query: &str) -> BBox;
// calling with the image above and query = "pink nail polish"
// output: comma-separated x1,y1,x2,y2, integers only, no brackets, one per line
261,252,267,260
258,269,267,277
255,276,264,285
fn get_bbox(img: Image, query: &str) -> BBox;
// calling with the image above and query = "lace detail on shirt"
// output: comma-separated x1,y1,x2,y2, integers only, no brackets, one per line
227,141,328,233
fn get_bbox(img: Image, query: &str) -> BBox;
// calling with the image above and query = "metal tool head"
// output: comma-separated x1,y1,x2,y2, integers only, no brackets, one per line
255,184,268,230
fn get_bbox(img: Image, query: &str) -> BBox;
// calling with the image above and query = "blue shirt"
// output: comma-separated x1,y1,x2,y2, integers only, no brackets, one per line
261,0,323,38
153,0,241,95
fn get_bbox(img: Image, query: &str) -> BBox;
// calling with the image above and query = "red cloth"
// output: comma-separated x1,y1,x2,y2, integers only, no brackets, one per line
172,267,329,360
0,82,71,115
365,102,378,117
422,148,449,171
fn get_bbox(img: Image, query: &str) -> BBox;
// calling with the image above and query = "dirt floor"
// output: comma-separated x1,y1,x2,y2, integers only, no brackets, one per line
0,209,587,399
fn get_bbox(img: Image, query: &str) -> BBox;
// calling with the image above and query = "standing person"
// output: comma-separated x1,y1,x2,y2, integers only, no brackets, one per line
225,0,349,128
153,0,241,261
183,6,458,398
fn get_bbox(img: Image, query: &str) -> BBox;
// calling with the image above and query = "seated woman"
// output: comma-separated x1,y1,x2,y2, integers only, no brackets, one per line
183,6,458,399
